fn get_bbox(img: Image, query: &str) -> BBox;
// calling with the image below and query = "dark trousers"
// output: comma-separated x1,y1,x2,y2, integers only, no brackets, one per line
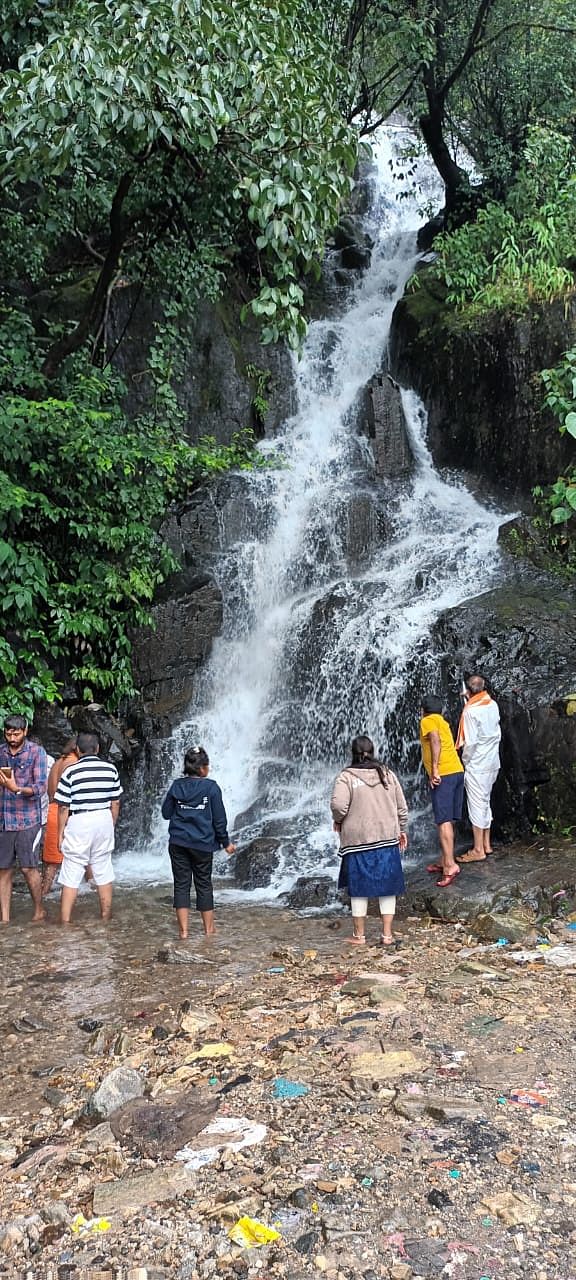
169,844,214,911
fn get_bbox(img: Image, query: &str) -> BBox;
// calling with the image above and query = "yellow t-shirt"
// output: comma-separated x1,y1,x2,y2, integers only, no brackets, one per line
420,714,463,778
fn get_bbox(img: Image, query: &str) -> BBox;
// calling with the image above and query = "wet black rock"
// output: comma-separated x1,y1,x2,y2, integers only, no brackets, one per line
357,373,414,479
341,244,372,271
432,580,576,835
281,875,339,910
390,286,575,494
233,838,280,889
417,213,445,250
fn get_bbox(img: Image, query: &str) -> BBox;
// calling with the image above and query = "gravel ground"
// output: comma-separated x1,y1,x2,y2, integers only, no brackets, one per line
2,912,576,1280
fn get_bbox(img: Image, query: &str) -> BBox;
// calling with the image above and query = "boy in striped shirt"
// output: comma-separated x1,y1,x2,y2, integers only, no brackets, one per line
54,731,123,923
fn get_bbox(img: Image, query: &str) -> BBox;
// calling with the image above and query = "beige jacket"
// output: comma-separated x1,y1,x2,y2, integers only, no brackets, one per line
330,766,408,855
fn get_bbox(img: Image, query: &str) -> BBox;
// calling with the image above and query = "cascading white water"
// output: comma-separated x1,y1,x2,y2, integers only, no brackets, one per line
118,128,507,892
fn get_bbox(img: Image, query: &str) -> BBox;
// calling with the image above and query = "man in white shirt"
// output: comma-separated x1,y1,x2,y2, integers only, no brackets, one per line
456,674,501,863
54,732,123,923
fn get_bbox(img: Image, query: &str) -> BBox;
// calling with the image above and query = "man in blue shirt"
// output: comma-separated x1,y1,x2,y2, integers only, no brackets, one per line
0,714,48,923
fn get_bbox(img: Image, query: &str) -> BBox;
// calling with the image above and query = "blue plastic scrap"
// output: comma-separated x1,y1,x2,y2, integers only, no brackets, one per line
272,1077,310,1100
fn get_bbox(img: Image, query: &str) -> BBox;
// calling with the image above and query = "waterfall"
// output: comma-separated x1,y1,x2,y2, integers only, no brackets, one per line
118,127,505,893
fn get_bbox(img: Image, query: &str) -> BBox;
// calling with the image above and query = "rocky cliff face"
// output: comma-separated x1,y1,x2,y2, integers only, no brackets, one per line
390,284,575,494
109,282,296,445
431,578,576,838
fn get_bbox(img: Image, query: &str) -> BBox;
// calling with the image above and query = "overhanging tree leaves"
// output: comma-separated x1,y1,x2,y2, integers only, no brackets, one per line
0,0,357,371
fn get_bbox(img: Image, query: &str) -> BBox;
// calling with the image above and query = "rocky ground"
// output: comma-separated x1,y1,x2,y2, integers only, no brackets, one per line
2,907,576,1280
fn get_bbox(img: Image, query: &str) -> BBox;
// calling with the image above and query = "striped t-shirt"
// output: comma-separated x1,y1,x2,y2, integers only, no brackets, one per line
54,755,123,813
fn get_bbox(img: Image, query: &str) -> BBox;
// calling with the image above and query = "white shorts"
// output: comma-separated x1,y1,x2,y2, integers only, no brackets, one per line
59,811,116,889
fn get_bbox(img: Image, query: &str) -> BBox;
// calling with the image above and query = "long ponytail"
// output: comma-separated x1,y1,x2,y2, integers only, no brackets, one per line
350,734,389,789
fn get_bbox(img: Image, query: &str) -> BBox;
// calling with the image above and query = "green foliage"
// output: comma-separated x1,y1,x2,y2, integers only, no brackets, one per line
416,129,576,314
0,0,357,359
0,371,265,721
538,349,576,533
244,364,271,424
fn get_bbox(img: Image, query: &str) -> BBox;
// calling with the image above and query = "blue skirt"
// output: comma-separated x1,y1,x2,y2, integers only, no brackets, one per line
338,844,405,898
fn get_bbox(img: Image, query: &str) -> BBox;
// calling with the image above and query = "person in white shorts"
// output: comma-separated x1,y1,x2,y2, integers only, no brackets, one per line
54,731,123,923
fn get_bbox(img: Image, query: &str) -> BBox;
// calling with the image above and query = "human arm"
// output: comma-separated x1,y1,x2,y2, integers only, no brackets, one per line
427,731,442,786
110,799,120,825
160,787,176,820
330,773,351,824
393,776,409,849
57,804,70,849
0,745,48,798
211,784,234,852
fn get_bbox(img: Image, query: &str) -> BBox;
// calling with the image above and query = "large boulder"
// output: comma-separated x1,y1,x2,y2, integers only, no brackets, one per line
390,285,575,495
131,570,222,721
233,838,280,889
281,875,339,910
357,374,414,479
431,579,576,836
109,281,296,444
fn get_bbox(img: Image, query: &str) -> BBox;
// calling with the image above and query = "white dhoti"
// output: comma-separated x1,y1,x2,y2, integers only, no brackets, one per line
464,764,499,829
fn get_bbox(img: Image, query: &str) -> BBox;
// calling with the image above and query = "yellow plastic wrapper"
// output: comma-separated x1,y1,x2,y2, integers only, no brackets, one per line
228,1216,281,1248
71,1213,112,1234
186,1041,235,1062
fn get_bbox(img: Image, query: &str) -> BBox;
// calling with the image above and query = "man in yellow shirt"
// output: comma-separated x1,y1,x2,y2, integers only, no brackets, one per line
419,694,464,887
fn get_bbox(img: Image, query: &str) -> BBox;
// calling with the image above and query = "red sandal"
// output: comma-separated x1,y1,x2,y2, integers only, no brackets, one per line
436,868,461,887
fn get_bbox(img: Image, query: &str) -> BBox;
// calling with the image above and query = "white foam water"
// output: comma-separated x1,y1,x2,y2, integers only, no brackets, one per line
117,128,506,893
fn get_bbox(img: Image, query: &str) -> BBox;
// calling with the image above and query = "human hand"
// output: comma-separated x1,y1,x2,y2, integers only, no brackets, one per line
399,832,408,853
0,772,18,793
225,843,236,855
333,821,341,833
430,773,441,788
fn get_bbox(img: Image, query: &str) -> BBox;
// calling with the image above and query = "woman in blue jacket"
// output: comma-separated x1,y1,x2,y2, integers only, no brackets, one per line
161,746,235,938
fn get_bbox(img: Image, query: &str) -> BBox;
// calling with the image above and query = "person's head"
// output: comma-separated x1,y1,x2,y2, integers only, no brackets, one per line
350,734,389,788
76,732,100,757
421,693,443,716
3,714,28,751
61,736,78,758
184,745,210,777
466,674,485,695
351,734,376,764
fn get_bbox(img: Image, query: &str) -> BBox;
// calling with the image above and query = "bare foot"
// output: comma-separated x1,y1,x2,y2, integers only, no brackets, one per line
31,908,47,923
456,849,486,863
178,932,189,940
346,935,366,945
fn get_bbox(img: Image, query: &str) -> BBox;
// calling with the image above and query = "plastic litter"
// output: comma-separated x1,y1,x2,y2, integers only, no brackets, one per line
448,1168,461,1179
427,1188,451,1209
228,1216,281,1248
268,966,285,974
176,1116,267,1170
71,1214,111,1234
272,1077,310,1100
186,1041,234,1061
509,1090,548,1109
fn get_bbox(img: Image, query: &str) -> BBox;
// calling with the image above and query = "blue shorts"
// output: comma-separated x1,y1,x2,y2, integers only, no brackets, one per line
431,772,464,825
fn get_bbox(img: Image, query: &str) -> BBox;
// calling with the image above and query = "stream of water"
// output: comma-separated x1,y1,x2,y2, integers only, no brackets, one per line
118,127,506,896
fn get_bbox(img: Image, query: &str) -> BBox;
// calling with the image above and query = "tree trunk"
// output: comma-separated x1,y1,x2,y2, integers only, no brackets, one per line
419,97,470,221
41,171,134,381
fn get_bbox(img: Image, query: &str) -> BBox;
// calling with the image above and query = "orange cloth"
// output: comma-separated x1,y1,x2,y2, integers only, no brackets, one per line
42,801,62,864
42,752,78,864
455,691,493,750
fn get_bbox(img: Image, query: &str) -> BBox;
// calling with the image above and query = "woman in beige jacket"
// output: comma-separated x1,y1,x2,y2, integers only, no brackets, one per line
331,735,408,946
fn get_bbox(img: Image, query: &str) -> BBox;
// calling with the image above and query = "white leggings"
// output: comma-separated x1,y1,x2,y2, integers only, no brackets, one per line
351,895,396,917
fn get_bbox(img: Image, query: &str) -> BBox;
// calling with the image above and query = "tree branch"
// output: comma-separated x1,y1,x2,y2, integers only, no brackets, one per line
440,0,497,100
41,171,135,381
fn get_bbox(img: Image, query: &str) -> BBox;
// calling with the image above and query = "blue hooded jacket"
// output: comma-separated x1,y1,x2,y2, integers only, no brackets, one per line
161,776,230,853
